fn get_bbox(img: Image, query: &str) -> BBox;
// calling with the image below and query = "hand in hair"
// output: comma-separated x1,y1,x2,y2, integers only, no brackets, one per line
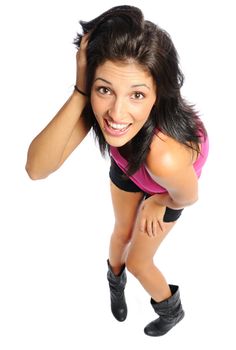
75,33,89,94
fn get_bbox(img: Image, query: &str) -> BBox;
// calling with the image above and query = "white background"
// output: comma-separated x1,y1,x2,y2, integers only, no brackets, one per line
0,0,235,349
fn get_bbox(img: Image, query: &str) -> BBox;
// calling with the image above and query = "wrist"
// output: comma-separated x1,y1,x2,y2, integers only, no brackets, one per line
74,85,88,97
71,88,88,106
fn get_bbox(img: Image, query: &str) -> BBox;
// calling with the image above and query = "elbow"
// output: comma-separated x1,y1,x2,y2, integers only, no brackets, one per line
25,163,48,181
25,167,43,181
25,158,59,180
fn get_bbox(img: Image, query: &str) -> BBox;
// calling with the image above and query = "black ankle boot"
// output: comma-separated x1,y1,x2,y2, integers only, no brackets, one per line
144,285,185,336
107,260,127,322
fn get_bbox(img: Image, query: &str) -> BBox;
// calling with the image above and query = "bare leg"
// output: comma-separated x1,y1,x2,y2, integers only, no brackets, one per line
109,180,176,302
126,212,176,302
109,181,144,275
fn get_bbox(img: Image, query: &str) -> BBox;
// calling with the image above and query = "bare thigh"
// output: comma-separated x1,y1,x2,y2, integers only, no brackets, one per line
110,181,144,241
126,209,176,274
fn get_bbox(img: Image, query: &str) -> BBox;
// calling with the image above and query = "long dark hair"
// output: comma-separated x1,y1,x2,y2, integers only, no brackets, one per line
74,5,207,175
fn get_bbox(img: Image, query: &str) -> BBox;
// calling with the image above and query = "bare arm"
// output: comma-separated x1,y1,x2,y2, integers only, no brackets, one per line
145,133,199,209
146,166,198,210
25,34,91,180
25,91,90,180
139,134,199,236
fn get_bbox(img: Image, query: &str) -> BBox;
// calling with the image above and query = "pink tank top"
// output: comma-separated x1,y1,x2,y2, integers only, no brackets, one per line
110,136,209,195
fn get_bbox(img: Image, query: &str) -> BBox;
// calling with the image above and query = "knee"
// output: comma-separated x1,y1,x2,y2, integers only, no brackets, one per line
112,225,132,245
126,255,148,278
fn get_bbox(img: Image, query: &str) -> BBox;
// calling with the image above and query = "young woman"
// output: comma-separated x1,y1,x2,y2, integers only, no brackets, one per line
26,6,209,337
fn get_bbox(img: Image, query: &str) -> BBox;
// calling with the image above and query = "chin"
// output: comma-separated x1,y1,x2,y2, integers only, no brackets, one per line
104,136,129,148
101,127,132,147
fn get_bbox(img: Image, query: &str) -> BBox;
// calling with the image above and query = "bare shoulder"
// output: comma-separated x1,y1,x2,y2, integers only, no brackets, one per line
146,131,196,177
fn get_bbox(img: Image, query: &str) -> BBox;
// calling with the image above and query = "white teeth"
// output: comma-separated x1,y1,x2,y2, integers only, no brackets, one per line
107,120,130,130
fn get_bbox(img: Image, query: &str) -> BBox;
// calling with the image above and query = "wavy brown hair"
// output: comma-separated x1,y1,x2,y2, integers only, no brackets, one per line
74,5,207,175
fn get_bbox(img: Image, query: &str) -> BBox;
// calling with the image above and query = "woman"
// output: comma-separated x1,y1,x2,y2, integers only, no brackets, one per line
26,5,208,337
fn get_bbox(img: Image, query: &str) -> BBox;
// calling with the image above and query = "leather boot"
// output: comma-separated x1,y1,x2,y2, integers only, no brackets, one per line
107,260,127,322
144,285,185,336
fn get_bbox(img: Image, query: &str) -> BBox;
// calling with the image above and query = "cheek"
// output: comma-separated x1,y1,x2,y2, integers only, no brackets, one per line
90,94,97,114
91,95,107,118
90,101,101,123
133,104,152,123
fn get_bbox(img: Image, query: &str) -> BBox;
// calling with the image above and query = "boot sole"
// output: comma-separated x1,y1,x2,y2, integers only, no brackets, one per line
144,311,185,337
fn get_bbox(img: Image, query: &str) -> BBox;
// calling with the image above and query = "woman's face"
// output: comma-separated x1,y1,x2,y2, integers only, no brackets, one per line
91,60,157,147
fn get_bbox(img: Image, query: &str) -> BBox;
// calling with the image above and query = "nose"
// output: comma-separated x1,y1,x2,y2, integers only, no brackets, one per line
108,97,127,123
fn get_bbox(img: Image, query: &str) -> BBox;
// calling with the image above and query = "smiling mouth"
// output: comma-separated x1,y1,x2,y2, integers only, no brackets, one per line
103,118,132,137
105,119,131,131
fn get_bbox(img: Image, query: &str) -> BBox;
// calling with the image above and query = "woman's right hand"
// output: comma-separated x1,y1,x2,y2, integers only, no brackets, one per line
75,34,89,93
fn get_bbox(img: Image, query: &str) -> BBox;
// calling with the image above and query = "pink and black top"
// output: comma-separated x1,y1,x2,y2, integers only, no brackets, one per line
110,136,209,195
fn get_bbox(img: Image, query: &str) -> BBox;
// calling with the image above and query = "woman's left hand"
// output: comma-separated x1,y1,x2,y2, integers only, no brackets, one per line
139,197,166,237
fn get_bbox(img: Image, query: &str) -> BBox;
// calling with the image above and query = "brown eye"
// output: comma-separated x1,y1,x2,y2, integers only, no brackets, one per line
132,92,145,100
97,87,111,95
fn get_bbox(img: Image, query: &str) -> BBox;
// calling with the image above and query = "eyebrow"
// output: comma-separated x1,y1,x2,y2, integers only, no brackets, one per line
94,77,150,90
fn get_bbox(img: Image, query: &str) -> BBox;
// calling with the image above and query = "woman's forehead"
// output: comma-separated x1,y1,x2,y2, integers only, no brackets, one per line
94,60,155,87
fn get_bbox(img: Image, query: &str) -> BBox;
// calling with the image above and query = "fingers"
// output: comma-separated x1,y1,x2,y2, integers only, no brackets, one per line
80,33,89,48
151,219,158,236
76,33,89,61
76,34,89,90
140,217,146,233
139,218,164,238
138,201,166,237
147,219,154,237
157,220,164,232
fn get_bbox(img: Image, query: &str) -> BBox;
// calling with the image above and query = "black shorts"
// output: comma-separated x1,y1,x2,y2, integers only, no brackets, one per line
109,159,183,223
